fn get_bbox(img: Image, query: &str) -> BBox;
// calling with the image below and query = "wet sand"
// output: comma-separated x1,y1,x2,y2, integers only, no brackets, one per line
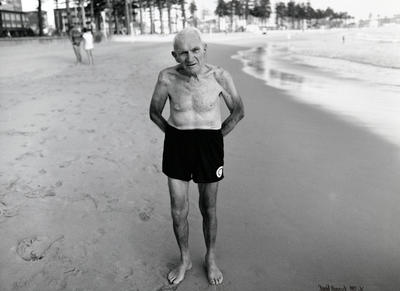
1,36,400,291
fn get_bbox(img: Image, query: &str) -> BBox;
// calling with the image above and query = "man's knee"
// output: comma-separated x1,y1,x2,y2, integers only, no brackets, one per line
171,206,189,223
199,205,216,218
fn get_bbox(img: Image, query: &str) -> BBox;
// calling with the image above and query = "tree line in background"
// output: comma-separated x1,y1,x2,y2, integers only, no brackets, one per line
47,0,196,35
274,1,352,28
215,0,352,29
35,0,353,36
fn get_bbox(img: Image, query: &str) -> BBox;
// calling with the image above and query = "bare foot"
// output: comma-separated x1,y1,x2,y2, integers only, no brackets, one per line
167,260,192,285
206,254,223,285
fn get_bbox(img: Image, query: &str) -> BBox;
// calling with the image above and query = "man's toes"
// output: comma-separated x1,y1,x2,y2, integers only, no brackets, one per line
168,272,176,283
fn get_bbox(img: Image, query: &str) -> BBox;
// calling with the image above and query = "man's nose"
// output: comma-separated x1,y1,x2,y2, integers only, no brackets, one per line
187,51,194,62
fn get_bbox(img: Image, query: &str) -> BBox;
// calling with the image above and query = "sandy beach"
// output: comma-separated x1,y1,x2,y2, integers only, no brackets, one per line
1,33,400,291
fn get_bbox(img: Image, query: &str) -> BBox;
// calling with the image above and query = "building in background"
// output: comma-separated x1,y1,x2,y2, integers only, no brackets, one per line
0,0,22,11
0,0,34,36
54,7,92,33
25,10,48,34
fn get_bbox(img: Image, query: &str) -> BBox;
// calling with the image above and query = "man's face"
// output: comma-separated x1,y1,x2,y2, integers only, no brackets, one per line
172,33,206,75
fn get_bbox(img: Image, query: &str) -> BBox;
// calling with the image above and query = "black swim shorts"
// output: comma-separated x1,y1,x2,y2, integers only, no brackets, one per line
162,123,224,183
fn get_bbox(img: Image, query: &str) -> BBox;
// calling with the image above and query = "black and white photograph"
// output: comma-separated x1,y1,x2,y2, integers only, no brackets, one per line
0,0,399,290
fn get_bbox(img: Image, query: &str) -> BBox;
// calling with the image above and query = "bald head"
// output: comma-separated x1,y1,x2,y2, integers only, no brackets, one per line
171,27,207,75
173,27,203,51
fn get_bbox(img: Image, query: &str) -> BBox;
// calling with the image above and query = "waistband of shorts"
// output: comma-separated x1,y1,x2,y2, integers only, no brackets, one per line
166,123,221,133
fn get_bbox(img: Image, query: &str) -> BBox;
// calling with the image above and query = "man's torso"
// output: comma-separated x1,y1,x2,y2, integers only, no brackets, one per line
70,29,82,45
164,64,224,130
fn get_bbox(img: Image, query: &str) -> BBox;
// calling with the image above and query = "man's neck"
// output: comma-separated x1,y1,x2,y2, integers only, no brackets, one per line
177,64,210,80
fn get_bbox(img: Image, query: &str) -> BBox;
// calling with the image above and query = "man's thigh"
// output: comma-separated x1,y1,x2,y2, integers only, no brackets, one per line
198,182,219,208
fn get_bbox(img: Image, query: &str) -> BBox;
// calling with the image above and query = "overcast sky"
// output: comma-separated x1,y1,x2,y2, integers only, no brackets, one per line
22,0,400,27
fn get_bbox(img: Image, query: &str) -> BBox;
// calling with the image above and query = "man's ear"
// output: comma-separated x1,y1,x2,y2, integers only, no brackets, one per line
171,51,179,62
203,43,207,51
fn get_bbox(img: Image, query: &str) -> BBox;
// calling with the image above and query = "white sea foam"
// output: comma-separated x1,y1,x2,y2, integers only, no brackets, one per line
232,27,400,148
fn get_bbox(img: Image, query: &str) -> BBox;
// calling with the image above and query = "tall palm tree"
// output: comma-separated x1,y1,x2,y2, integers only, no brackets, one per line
305,2,314,28
244,0,249,24
166,0,175,33
295,3,306,29
178,0,186,28
229,0,234,31
155,0,165,33
286,1,295,29
133,0,145,34
66,0,72,31
124,0,130,34
37,0,43,36
77,0,86,27
90,0,95,24
215,0,227,31
275,2,286,28
189,0,197,27
145,0,155,33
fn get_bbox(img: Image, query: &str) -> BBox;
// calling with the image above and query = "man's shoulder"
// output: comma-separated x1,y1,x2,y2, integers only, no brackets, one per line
203,64,226,77
205,64,231,83
158,66,179,82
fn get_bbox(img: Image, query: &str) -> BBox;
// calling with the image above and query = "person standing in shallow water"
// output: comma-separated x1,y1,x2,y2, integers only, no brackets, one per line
149,28,244,285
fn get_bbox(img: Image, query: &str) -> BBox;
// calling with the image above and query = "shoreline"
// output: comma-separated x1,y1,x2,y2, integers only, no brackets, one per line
228,36,400,149
1,39,400,291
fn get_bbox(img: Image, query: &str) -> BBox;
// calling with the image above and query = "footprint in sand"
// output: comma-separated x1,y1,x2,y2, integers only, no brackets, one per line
0,201,19,223
156,284,179,291
15,151,37,161
142,164,161,174
59,157,79,168
138,211,151,221
16,235,64,261
6,177,20,190
138,205,154,222
111,261,133,281
24,185,56,198
0,203,19,219
3,129,35,137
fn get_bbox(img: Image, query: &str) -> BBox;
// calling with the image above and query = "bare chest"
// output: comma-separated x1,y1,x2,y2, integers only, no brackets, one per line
169,76,222,113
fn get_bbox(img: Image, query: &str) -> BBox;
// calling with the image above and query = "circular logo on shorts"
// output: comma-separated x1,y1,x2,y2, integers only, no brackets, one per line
216,166,223,178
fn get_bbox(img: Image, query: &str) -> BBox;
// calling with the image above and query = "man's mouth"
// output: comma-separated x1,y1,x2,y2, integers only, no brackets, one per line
186,63,196,67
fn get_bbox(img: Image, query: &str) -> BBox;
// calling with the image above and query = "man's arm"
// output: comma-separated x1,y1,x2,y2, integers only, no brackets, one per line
149,70,169,133
215,68,245,137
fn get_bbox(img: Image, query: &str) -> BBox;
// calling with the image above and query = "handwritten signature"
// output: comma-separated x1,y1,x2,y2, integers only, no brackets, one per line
319,284,364,291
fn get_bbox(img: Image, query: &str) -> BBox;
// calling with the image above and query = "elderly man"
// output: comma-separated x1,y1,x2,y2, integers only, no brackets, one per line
149,28,244,285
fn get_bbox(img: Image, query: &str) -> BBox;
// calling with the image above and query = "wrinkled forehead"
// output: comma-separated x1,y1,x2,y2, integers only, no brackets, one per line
173,32,203,52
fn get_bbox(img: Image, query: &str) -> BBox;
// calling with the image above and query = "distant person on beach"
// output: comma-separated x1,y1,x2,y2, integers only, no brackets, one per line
149,27,244,285
70,25,82,64
82,28,94,65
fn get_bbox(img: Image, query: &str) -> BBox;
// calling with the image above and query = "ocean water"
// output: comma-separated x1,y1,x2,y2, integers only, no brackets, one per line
232,27,400,148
